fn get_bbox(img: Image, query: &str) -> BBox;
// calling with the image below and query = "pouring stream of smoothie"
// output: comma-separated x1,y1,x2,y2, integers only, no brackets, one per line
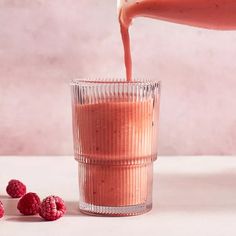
118,0,236,81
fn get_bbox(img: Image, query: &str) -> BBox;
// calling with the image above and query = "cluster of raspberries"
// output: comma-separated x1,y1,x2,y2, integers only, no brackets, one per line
0,179,66,221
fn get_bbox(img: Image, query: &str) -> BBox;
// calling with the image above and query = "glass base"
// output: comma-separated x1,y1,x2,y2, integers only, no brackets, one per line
79,201,152,216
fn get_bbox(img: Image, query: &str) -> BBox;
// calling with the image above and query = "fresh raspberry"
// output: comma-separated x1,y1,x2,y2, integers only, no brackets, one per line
6,179,26,198
17,192,41,215
39,196,66,221
0,201,4,218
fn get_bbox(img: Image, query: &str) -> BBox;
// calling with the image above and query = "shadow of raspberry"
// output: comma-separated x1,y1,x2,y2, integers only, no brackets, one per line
6,216,43,222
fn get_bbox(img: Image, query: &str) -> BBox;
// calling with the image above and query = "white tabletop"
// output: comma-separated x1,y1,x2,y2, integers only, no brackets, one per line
0,156,236,236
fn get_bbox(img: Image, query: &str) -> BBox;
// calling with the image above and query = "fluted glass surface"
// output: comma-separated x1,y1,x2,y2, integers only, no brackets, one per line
71,79,160,216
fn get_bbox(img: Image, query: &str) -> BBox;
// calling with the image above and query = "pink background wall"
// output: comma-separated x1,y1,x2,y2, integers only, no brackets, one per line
1,0,236,155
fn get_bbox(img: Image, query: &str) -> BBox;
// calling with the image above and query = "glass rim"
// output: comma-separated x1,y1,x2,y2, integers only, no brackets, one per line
71,78,161,86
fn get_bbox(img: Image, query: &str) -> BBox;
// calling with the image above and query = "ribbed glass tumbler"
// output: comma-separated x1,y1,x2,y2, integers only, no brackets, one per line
71,79,161,216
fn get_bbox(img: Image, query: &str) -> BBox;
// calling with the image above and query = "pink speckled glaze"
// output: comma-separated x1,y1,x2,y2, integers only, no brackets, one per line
1,0,236,155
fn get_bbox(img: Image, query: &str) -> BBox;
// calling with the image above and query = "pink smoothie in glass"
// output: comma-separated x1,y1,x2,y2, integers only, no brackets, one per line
75,98,158,207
